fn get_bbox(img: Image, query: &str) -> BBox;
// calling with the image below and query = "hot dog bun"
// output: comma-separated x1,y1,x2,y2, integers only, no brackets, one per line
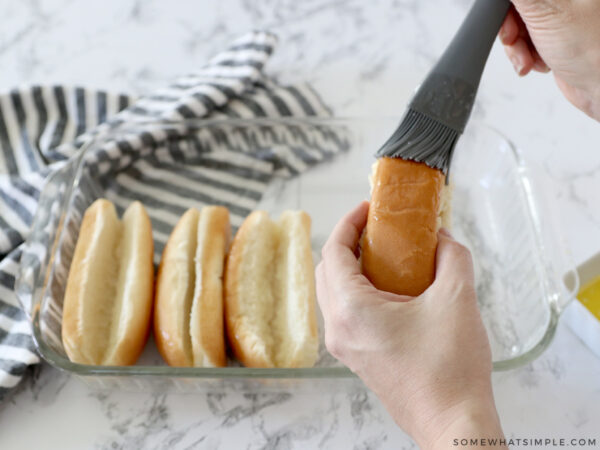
154,206,230,367
62,199,154,365
224,210,318,368
361,157,450,296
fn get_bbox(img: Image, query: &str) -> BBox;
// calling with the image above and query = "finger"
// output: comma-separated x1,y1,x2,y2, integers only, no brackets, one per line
316,260,344,315
521,21,550,74
322,201,379,300
532,57,550,73
432,229,475,287
513,6,530,40
530,47,550,73
502,7,537,76
321,201,369,277
438,227,453,238
323,201,369,254
374,289,414,303
322,201,414,305
504,37,535,76
499,7,519,45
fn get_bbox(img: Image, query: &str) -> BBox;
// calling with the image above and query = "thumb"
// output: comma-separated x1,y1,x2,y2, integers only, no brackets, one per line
432,228,475,287
321,201,370,291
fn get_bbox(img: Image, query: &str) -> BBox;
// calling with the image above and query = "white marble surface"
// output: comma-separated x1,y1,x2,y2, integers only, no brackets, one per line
2,0,600,448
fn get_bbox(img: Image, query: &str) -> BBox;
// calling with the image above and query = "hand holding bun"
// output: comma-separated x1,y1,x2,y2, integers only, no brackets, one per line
316,203,499,449
361,157,450,296
62,199,154,366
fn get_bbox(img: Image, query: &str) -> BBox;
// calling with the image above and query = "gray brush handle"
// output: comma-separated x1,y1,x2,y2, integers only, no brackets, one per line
410,0,511,132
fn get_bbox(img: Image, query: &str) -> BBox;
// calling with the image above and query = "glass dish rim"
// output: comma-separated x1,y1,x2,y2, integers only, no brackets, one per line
21,116,571,378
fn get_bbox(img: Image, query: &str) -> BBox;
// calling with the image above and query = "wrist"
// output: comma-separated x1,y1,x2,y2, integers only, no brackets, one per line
372,373,502,448
423,396,506,449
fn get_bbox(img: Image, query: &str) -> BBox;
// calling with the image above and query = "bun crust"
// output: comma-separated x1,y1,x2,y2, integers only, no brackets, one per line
154,206,230,367
361,157,448,296
224,210,318,368
62,199,154,365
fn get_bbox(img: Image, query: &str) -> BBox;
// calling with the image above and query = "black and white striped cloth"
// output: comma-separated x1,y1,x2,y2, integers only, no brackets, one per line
0,31,348,400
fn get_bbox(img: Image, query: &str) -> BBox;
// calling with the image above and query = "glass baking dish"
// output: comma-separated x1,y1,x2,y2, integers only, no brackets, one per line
16,117,577,392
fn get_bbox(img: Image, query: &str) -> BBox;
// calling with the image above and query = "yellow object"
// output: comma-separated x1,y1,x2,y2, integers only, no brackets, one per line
578,275,600,321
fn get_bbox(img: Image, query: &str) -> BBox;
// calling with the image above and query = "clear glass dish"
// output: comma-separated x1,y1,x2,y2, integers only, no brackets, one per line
16,117,577,392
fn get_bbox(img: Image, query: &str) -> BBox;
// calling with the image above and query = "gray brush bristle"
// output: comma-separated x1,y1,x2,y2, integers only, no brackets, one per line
375,109,459,175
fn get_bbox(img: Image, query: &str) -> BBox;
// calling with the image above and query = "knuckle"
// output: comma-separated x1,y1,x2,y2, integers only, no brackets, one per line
321,241,338,259
331,301,353,329
324,299,354,332
324,330,344,359
446,239,464,253
444,276,476,300
447,240,472,260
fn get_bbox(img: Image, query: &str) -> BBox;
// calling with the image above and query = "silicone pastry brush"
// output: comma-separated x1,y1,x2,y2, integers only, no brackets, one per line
376,0,511,175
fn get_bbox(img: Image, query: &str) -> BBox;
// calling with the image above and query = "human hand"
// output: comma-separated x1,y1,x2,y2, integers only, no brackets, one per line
499,0,600,121
316,202,505,449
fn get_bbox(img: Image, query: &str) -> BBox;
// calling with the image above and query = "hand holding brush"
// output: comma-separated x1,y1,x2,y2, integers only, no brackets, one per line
500,0,600,121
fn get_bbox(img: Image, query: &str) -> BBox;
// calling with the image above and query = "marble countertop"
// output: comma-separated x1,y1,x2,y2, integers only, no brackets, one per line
2,0,600,448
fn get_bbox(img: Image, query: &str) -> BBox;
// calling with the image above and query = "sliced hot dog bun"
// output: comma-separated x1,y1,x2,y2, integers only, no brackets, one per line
224,210,318,368
224,212,276,368
275,211,319,368
154,206,230,367
361,157,450,297
62,199,154,365
154,209,198,367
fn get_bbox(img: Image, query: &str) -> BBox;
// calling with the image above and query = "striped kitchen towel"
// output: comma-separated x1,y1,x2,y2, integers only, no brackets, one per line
0,30,348,400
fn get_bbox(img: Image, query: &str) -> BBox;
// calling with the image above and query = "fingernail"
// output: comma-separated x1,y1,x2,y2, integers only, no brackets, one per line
533,60,551,73
498,28,507,43
510,55,524,75
439,227,453,238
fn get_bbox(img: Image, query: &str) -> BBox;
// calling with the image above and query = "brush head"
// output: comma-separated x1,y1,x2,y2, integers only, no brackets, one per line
375,108,459,175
